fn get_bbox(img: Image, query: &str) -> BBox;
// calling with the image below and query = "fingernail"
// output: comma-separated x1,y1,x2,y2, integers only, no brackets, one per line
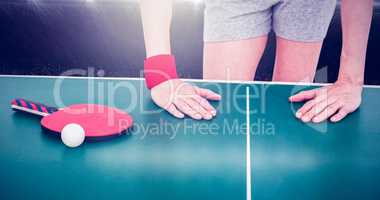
296,112,301,118
211,110,217,116
205,114,212,120
195,114,202,119
302,116,310,122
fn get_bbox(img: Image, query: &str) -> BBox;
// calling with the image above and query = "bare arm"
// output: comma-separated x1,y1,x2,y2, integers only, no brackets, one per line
139,0,221,120
338,0,373,85
289,0,373,123
139,0,173,57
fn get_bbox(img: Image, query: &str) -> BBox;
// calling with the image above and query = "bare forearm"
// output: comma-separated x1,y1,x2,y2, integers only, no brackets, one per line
140,0,173,57
339,0,373,84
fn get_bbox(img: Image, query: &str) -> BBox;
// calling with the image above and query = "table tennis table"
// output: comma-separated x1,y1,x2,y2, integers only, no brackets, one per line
1,75,379,200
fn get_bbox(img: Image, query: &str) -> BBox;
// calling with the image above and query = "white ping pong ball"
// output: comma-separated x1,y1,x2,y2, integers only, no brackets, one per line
61,123,85,148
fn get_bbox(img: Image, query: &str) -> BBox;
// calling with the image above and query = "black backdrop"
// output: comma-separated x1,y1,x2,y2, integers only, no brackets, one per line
0,0,379,85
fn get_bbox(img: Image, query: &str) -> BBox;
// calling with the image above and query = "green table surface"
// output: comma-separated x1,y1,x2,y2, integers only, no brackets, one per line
0,76,379,200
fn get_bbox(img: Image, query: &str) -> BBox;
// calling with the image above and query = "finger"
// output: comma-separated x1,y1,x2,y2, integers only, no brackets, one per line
313,95,338,115
301,104,324,123
313,89,329,103
289,89,317,102
166,104,185,119
295,99,318,119
301,95,337,123
192,95,217,116
300,97,332,122
184,98,213,120
330,108,349,122
312,101,343,123
174,99,202,120
295,90,334,119
196,87,221,101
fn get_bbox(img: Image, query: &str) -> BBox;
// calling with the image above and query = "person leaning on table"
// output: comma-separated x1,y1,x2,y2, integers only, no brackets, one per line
139,0,373,123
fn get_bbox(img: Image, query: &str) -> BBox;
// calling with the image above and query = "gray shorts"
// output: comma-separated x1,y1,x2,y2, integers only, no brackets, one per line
204,0,337,42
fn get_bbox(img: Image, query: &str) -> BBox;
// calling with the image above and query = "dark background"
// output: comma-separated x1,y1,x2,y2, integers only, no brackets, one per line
0,0,379,85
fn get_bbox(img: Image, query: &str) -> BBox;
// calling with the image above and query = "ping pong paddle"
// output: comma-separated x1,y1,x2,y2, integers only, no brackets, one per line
11,98,133,138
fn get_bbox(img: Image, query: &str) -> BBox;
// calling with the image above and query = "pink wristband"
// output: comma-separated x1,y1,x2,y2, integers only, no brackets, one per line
144,54,179,89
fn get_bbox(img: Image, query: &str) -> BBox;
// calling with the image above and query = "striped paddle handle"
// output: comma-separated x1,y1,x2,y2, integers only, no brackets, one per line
11,98,59,117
